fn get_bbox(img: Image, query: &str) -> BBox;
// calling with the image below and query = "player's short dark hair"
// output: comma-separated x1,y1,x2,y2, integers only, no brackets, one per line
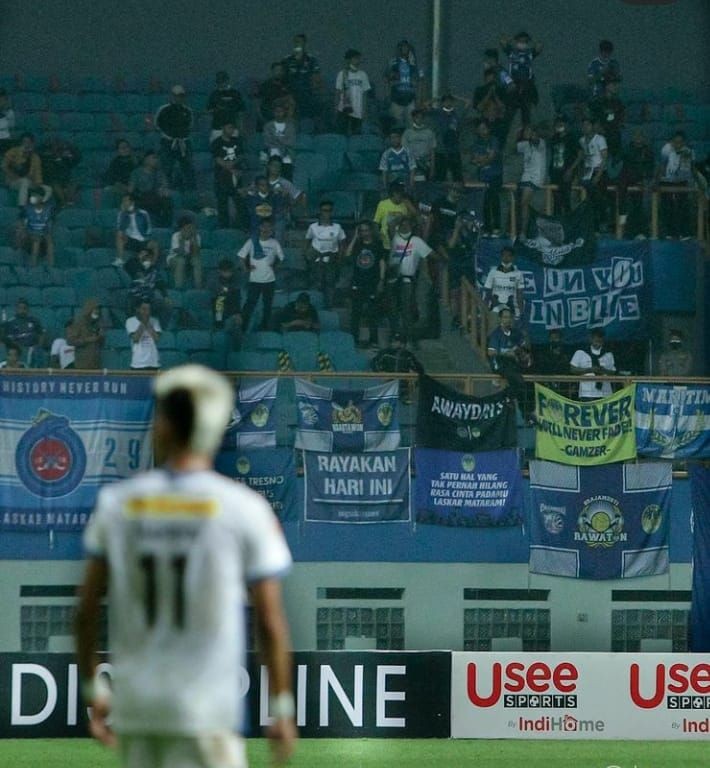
218,258,234,270
6,341,21,355
115,137,131,149
599,40,614,52
159,386,195,448
484,48,499,60
501,246,514,257
499,307,514,317
177,214,193,228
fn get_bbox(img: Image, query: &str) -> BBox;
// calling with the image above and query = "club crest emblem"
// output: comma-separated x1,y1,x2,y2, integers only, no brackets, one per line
16,410,86,497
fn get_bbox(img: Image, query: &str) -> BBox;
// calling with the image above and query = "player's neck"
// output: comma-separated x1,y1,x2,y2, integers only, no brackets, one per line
164,454,212,472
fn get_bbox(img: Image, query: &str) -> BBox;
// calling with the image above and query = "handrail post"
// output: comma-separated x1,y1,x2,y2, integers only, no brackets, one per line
651,190,659,239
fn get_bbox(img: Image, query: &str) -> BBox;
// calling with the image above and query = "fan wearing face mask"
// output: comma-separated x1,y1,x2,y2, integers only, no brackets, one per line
67,299,105,370
658,330,693,378
570,330,616,400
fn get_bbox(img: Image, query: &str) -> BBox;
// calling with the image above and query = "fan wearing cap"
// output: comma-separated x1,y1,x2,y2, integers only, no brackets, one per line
154,85,195,190
658,330,693,378
371,332,424,404
76,365,296,767
335,49,371,136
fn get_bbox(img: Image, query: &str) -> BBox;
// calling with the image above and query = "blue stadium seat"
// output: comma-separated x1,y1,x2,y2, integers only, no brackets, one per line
43,286,77,308
0,206,20,227
243,331,284,351
0,247,21,265
176,329,213,352
59,113,96,131
156,330,177,350
48,93,80,112
227,350,278,371
13,93,47,111
347,134,384,153
159,350,189,369
283,330,319,358
189,349,227,370
328,347,369,372
150,228,172,250
74,132,109,151
0,188,11,206
319,330,356,353
210,229,245,251
7,286,42,305
55,208,95,229
312,133,348,157
318,310,340,331
116,93,151,113
105,328,130,350
78,93,115,112
82,248,116,267
183,289,212,311
32,307,58,337
288,290,324,309
92,266,128,290
102,349,129,370
294,134,314,151
94,209,119,228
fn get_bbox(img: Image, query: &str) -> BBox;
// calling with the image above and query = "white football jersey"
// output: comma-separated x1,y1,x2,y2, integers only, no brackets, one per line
83,468,292,735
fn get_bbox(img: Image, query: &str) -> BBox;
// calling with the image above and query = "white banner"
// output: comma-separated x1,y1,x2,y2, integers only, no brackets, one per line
451,652,710,740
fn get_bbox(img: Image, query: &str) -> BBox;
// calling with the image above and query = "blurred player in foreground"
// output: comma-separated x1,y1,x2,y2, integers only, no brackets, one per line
75,365,296,767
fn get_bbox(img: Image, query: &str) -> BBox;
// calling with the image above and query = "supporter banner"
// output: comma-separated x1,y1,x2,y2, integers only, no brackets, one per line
529,460,671,579
304,449,410,523
0,651,451,738
635,384,710,459
534,383,637,465
215,447,297,521
451,652,710,740
295,379,400,453
416,376,517,451
690,464,710,652
414,448,522,527
516,203,597,267
477,239,649,344
0,375,153,531
223,378,277,449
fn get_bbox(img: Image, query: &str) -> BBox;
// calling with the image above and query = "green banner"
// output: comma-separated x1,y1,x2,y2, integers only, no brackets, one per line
534,383,637,465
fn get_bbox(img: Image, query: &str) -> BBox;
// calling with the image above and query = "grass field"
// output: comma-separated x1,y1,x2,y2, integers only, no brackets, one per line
4,738,708,767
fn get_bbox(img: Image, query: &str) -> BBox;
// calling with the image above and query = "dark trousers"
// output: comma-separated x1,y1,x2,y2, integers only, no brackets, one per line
309,258,338,308
659,181,691,237
350,287,378,344
435,152,463,182
387,278,416,343
241,282,275,332
583,175,608,231
215,183,245,229
550,171,572,215
336,111,363,136
482,180,502,231
160,138,195,190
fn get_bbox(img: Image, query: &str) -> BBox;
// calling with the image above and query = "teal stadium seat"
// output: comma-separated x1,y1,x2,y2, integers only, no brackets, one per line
78,93,114,112
43,286,77,308
243,331,284,351
176,329,213,353
105,328,130,350
7,286,42,305
55,208,95,229
48,93,80,112
59,113,95,131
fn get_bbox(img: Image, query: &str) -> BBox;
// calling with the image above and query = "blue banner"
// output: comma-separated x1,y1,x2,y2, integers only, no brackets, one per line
304,449,410,523
295,379,400,452
635,384,710,459
529,461,671,579
690,464,710,651
0,374,153,531
476,239,649,344
223,378,277,449
414,448,522,527
215,447,297,521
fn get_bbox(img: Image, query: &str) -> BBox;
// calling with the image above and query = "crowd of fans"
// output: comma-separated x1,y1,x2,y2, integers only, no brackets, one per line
0,32,706,396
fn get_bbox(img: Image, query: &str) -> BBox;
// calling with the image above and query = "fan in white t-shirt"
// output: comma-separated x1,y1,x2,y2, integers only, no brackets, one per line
125,300,162,370
238,217,285,332
304,200,346,308
50,321,76,369
570,329,616,399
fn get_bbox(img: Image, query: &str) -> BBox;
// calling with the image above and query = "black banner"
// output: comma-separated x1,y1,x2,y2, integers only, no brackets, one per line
0,651,451,739
416,376,517,451
515,202,597,267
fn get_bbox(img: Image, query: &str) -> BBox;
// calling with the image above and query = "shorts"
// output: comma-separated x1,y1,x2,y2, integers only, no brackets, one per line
119,732,247,768
518,181,541,191
124,236,149,252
